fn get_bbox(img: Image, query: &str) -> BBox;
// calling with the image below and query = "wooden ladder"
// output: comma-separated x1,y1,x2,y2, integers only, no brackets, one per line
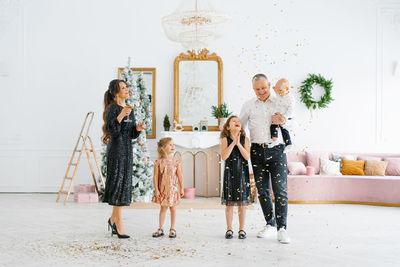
56,112,105,205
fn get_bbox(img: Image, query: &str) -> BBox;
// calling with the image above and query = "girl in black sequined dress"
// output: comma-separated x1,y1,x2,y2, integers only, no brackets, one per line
101,79,146,238
220,116,251,239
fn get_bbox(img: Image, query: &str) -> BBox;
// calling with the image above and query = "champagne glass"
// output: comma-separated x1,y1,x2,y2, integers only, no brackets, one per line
124,105,134,122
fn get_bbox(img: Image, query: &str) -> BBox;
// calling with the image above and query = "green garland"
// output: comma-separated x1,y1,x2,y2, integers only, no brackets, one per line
300,74,334,110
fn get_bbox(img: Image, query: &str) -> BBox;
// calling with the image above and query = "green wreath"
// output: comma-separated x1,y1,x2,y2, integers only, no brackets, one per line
300,74,334,110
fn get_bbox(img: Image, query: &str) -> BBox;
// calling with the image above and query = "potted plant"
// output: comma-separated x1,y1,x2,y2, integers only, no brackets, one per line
211,103,232,130
163,114,171,131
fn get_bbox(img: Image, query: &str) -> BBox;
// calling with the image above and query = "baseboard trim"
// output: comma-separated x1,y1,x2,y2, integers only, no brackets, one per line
287,200,400,207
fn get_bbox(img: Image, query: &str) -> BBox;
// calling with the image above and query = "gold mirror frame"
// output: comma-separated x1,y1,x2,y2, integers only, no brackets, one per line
118,67,156,139
174,49,223,131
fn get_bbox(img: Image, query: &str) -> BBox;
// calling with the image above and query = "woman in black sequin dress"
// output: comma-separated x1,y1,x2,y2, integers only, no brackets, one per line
220,116,251,239
101,79,146,238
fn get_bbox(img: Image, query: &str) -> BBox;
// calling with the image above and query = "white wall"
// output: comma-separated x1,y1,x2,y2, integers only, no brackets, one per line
0,0,399,192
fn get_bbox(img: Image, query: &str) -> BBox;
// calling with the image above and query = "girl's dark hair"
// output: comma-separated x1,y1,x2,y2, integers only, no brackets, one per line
101,79,128,144
220,115,246,139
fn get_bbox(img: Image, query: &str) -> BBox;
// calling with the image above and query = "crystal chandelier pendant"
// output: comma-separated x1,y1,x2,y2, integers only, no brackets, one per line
161,0,231,52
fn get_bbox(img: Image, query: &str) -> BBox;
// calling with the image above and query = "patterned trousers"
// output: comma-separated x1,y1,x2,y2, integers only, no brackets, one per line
251,143,288,229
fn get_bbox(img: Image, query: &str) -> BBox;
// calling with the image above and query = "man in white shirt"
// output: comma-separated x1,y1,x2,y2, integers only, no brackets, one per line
239,73,290,244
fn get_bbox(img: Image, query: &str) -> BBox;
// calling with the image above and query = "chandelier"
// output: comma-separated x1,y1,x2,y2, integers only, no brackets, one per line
161,0,231,51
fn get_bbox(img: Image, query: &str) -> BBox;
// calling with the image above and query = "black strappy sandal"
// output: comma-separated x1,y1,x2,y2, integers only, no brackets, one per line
169,229,177,238
152,228,164,238
238,230,247,239
225,230,233,239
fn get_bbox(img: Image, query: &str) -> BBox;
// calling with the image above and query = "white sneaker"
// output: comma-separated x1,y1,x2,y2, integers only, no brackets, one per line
267,140,280,148
277,228,291,244
257,225,276,238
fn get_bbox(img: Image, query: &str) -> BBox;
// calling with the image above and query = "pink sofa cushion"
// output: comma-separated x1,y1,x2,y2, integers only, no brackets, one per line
287,162,306,175
286,152,306,165
306,152,330,174
384,158,400,176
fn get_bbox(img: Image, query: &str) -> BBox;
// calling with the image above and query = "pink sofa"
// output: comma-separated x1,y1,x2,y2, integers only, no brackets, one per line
286,152,400,206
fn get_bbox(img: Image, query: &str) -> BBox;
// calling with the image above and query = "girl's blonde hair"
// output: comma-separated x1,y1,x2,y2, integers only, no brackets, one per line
220,115,246,139
157,137,172,158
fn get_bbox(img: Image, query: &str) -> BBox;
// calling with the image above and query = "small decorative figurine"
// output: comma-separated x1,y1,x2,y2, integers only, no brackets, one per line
192,123,200,131
200,117,208,131
173,120,184,132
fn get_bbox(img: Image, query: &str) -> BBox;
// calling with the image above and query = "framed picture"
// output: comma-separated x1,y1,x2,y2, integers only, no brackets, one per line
118,68,156,139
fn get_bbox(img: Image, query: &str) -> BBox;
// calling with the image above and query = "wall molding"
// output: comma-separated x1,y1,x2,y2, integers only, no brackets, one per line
376,4,400,144
0,146,158,192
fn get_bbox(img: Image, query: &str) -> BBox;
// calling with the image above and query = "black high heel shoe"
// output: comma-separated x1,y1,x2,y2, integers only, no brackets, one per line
108,218,116,235
113,223,130,239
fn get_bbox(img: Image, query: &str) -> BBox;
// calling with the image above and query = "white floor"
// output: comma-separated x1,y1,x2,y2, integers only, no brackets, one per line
0,194,399,267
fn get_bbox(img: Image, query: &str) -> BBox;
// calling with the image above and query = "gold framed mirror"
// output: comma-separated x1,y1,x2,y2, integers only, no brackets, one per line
174,49,223,131
118,67,156,139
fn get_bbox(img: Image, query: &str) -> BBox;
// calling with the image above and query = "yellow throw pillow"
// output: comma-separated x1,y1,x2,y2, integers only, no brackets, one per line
341,159,365,175
364,160,388,176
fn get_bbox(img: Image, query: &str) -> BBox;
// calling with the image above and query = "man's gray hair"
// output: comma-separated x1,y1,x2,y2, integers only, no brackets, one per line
252,73,268,83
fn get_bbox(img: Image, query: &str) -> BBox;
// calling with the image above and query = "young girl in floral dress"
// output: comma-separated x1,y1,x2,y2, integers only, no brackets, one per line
152,137,184,238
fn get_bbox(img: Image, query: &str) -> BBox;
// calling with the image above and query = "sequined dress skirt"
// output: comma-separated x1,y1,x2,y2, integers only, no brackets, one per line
103,136,133,206
221,136,251,206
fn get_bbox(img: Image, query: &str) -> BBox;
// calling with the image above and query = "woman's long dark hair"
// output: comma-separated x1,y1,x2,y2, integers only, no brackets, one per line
101,79,128,144
220,115,246,139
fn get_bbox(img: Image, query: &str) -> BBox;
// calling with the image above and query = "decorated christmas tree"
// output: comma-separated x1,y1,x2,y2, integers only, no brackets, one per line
100,58,154,202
